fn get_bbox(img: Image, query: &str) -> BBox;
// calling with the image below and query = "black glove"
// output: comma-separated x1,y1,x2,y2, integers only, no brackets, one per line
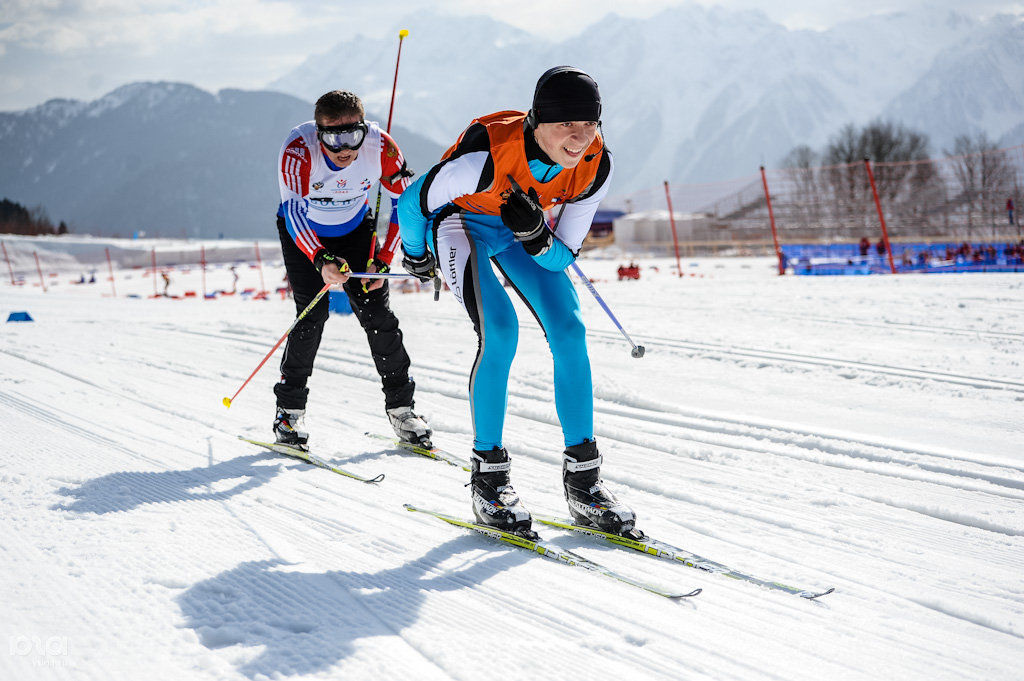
500,185,552,256
366,256,390,274
313,249,348,274
401,248,436,283
360,256,391,292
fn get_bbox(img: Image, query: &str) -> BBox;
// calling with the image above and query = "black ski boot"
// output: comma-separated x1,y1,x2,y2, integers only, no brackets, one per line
471,447,535,538
563,440,639,537
273,407,309,450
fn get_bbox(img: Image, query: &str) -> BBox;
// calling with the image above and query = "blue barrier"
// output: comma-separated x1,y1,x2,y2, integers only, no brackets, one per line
6,311,33,322
782,242,1024,275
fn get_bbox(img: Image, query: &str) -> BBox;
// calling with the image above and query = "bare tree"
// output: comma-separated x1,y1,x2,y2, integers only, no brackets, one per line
780,145,820,232
946,133,1015,238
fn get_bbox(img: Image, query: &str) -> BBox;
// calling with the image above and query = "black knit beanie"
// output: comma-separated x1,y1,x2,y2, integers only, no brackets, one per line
530,66,601,125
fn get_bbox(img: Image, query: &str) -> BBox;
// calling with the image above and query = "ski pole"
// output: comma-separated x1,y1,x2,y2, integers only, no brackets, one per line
349,271,420,279
222,282,333,408
368,28,410,266
505,173,644,358
570,262,645,358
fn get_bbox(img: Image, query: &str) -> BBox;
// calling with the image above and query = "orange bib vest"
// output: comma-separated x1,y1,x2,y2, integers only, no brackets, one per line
441,111,604,216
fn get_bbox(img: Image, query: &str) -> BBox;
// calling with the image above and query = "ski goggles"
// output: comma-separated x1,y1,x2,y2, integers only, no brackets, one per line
316,121,368,152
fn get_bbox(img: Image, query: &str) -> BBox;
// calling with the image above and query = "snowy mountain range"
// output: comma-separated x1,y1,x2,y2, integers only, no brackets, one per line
1,5,1021,237
272,5,1024,189
0,84,442,238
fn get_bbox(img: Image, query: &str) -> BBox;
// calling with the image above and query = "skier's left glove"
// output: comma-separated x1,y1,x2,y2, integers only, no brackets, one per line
500,185,552,256
401,248,436,283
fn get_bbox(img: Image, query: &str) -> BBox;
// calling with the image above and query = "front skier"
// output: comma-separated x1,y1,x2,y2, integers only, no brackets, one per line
398,66,635,537
274,90,431,449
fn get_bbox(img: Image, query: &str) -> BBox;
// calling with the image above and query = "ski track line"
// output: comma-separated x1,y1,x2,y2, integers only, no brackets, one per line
0,389,173,471
106,324,1023,571
153,321,1019,481
188,321,1024,536
0,347,229,462
584,328,1024,393
161,324,1024,486
496,389,1024,504
420,310,1024,393
793,313,1024,342
581,391,1024,482
591,410,1024,503
36,324,1021,547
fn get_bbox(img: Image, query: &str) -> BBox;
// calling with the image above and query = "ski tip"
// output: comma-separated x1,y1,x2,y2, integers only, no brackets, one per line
799,587,835,600
366,473,386,484
679,588,702,598
222,397,232,408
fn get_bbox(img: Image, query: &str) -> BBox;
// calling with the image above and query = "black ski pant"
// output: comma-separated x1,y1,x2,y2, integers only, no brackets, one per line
274,215,415,411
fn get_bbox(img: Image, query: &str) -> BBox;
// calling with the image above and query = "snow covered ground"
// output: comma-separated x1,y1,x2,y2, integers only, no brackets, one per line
2,245,1023,680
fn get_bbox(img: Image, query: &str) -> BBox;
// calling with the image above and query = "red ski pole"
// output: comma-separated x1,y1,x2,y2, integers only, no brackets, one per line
368,28,410,265
222,282,333,408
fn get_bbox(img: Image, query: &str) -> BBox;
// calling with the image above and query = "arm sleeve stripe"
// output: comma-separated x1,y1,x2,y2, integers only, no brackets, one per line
285,199,322,258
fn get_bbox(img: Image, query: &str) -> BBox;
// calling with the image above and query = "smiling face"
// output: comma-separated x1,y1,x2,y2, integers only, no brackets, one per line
317,114,362,168
533,121,598,168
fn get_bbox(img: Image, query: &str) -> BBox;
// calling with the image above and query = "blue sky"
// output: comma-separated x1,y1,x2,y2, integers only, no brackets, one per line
1,0,1021,110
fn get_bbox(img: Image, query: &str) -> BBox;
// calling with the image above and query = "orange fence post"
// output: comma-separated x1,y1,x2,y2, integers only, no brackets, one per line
760,166,785,275
864,158,897,274
200,245,208,300
105,247,117,297
2,241,14,285
663,180,683,278
254,241,267,294
34,251,46,292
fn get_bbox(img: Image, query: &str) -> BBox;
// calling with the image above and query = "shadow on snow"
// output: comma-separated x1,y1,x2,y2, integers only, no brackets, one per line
51,453,283,514
176,538,531,678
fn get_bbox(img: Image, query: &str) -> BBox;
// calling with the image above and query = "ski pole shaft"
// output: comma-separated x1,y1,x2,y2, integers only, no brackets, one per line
368,28,410,266
505,174,644,358
570,263,645,358
349,271,420,279
223,282,333,408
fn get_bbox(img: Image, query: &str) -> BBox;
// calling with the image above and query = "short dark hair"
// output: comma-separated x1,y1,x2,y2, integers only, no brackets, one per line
314,91,364,124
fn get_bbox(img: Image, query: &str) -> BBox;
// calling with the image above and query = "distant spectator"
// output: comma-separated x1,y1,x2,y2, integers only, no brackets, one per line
1009,198,1015,226
875,238,886,256
901,250,913,267
617,262,640,281
917,250,930,267
229,266,239,294
161,271,171,296
859,237,870,257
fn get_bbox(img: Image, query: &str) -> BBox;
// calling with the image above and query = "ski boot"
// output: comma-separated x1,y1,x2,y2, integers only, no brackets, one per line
273,407,309,450
386,406,433,447
471,447,535,538
563,440,640,537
